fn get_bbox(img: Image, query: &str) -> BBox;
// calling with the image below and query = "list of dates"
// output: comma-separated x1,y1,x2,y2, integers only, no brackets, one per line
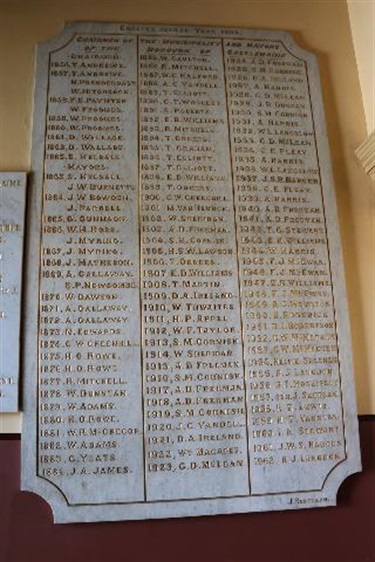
34,27,347,506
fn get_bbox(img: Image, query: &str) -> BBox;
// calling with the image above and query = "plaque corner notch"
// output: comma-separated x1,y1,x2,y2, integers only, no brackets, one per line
37,21,77,55
278,31,319,64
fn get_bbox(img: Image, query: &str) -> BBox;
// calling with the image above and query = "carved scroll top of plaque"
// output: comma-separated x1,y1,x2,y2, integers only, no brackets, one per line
21,23,361,523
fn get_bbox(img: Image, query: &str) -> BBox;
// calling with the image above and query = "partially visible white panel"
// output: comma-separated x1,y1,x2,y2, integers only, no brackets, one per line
0,172,27,412
355,131,375,180
0,413,22,433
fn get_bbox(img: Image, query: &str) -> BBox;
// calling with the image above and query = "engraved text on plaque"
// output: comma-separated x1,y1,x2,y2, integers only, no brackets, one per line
0,172,27,412
22,23,361,523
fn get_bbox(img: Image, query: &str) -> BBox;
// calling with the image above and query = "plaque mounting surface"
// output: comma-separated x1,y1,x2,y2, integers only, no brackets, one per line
22,22,361,523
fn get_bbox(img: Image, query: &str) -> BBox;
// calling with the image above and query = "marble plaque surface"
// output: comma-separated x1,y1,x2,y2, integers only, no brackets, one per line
0,172,27,412
22,23,361,523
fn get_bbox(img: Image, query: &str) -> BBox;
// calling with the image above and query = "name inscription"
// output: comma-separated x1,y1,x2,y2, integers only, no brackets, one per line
21,23,361,523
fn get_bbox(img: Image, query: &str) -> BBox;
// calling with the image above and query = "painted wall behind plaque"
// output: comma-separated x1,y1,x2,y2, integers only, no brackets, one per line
0,0,373,434
347,0,375,135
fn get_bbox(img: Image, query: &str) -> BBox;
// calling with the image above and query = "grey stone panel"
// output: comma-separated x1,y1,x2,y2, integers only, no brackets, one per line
21,23,361,523
0,172,27,412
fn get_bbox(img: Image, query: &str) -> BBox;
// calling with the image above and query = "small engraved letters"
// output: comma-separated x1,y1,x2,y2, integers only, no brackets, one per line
0,172,27,412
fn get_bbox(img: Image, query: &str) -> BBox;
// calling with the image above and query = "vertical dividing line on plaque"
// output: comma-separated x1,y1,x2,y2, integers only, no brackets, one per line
37,51,52,481
221,38,252,495
136,34,148,502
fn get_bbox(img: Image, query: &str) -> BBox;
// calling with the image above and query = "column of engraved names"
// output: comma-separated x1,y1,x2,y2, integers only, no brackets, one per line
139,35,250,500
224,39,346,493
38,34,144,503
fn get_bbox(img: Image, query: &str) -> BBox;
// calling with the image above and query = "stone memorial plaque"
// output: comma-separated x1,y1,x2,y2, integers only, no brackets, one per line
22,23,361,523
0,172,27,412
